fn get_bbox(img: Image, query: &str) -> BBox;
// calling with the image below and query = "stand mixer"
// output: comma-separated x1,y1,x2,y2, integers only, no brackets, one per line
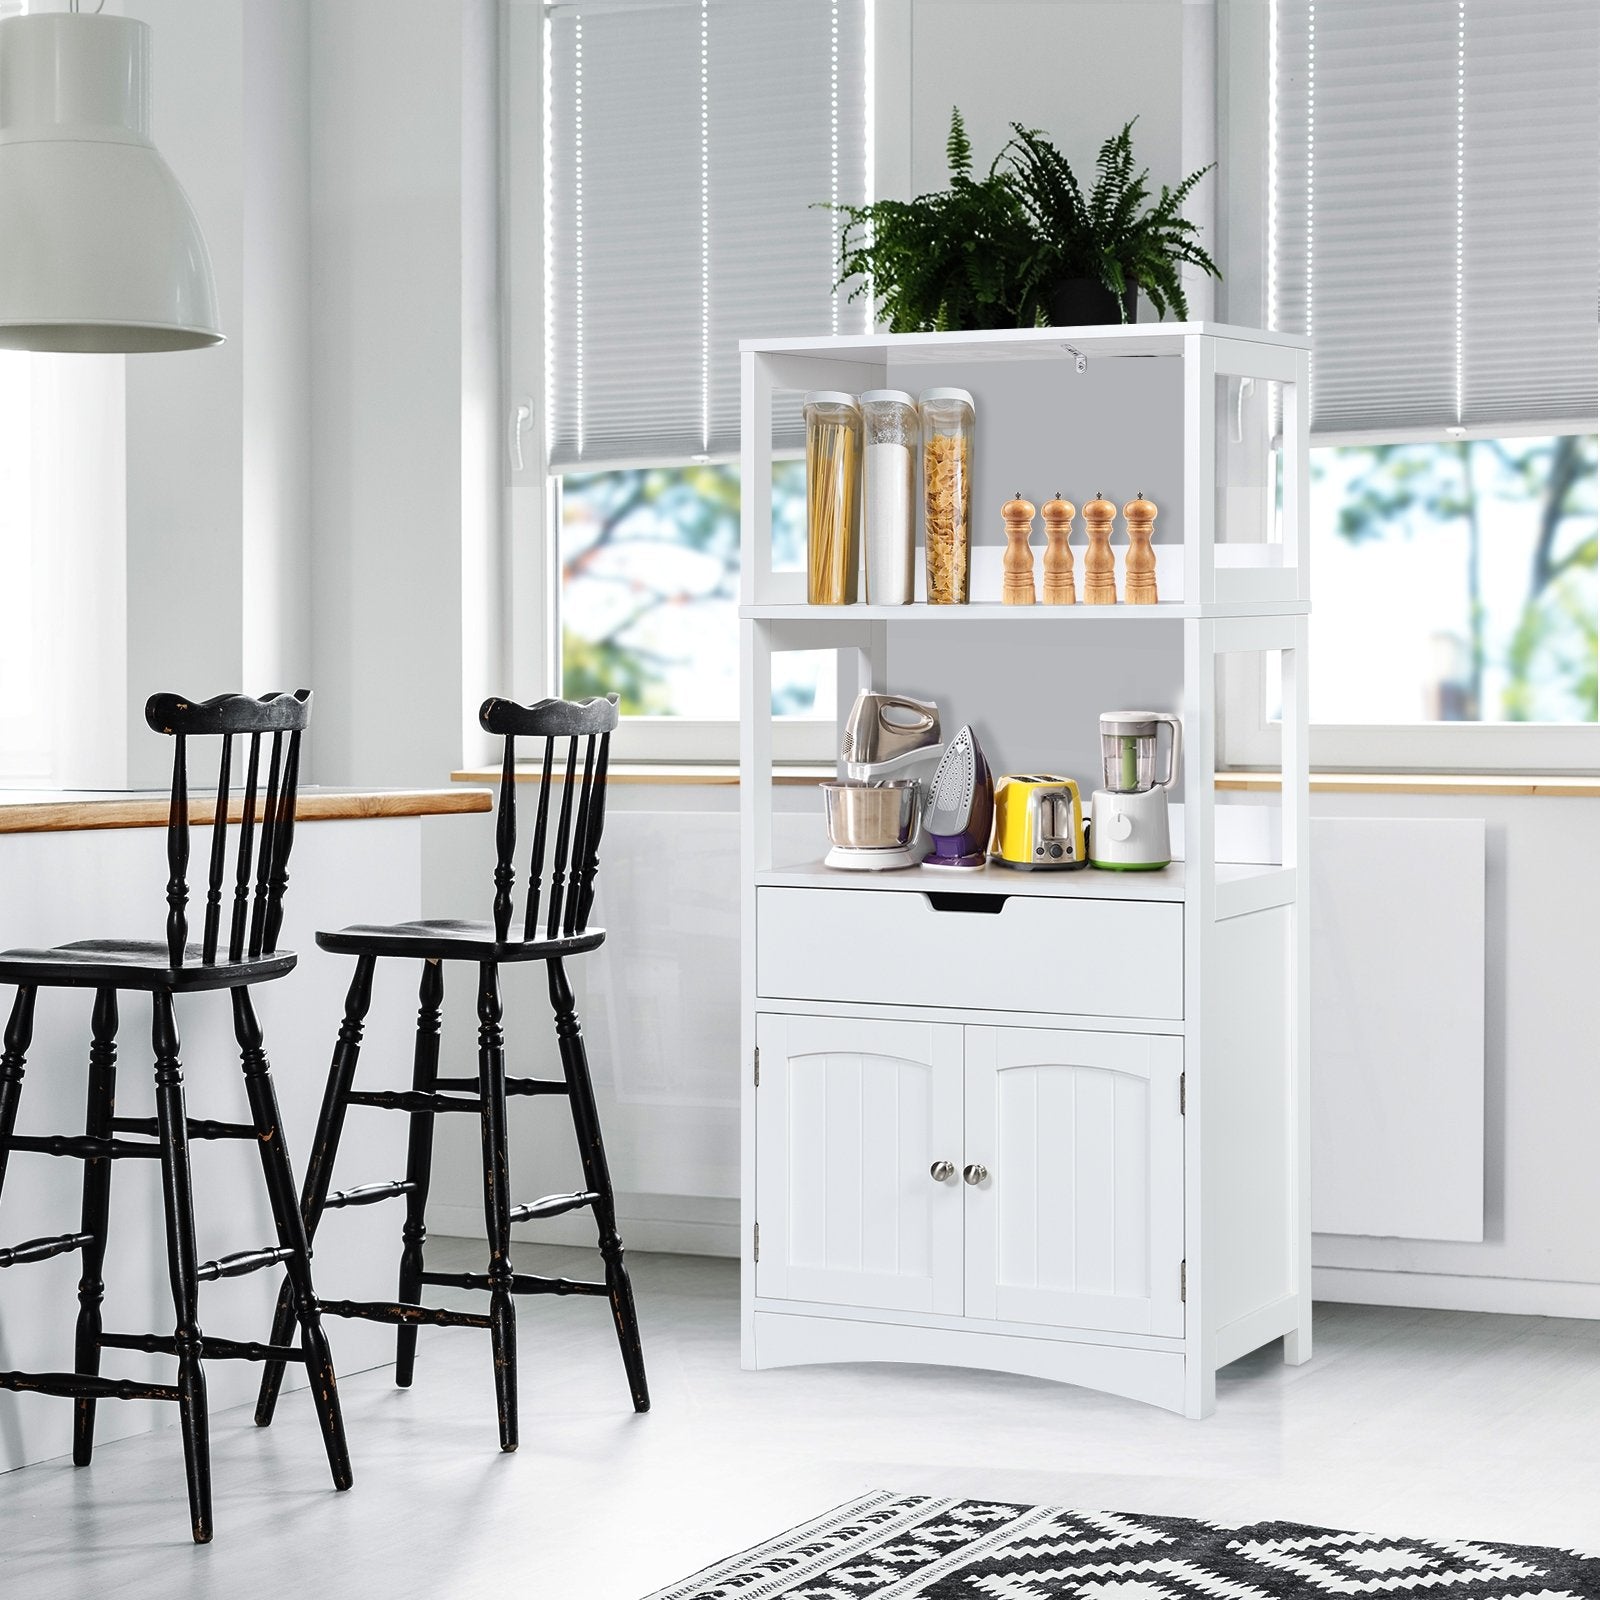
1089,711,1181,870
821,692,942,869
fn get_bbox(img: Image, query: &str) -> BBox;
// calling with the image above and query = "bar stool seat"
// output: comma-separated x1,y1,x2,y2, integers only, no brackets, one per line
0,941,297,991
316,919,604,963
255,691,647,1454
0,690,350,1545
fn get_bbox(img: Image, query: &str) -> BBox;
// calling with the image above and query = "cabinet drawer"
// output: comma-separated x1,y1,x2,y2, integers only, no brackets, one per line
756,888,1183,1020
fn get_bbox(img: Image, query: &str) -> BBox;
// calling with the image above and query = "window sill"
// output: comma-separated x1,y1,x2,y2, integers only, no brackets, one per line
452,764,1600,798
450,762,834,787
1217,771,1600,798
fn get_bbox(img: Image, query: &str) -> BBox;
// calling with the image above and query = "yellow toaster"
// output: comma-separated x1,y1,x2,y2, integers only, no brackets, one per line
991,774,1087,870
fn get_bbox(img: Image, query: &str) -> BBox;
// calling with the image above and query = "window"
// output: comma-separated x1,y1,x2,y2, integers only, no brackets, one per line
1307,436,1596,727
541,0,869,756
559,459,834,724
1241,0,1600,768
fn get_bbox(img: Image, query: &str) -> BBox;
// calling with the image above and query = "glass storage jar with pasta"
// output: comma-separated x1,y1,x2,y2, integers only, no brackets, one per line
920,387,974,604
803,391,862,604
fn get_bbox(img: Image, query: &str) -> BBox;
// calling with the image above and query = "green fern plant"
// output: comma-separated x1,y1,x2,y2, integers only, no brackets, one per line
828,111,1220,330
1005,118,1220,321
831,108,1037,332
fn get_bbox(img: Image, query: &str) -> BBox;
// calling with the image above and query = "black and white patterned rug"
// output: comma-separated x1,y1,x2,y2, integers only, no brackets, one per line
643,1491,1600,1598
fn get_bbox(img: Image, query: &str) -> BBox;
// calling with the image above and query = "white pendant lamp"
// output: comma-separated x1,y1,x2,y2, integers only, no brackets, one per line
0,4,221,352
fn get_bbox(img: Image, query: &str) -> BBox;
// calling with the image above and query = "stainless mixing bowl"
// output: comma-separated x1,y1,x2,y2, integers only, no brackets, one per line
821,780,919,851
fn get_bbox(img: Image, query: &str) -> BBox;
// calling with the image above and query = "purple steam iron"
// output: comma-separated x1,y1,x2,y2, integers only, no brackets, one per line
922,724,993,871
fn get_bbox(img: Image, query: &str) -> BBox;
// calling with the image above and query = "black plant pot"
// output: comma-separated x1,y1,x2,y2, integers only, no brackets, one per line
1046,277,1138,327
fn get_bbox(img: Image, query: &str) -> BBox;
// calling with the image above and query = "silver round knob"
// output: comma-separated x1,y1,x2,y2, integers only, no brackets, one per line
963,1163,989,1186
929,1160,955,1182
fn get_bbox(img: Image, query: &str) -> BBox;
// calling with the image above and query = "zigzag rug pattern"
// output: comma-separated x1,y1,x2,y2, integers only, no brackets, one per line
644,1491,1600,1599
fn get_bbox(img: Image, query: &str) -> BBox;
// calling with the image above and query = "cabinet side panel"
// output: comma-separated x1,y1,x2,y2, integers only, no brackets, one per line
1204,905,1293,1335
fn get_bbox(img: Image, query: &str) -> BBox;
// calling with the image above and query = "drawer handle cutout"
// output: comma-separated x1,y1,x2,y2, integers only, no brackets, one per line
924,892,1007,915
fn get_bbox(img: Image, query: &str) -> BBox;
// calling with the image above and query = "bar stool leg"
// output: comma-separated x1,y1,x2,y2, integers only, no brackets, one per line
476,961,517,1452
152,990,211,1545
233,988,352,1491
0,986,36,1204
256,953,375,1427
549,957,649,1413
396,959,444,1387
73,987,119,1466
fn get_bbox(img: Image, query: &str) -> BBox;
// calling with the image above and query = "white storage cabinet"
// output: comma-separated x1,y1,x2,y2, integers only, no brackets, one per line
739,324,1312,1418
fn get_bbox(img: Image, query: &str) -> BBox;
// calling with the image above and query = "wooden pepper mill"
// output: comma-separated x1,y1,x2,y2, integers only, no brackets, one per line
1123,491,1158,605
1041,493,1076,605
1001,492,1037,605
1082,493,1118,605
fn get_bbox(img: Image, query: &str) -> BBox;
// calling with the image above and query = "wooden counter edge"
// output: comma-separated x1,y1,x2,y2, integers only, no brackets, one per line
0,788,494,836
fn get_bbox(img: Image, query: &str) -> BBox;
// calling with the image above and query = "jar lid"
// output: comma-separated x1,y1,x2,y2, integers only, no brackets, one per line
918,387,975,409
803,390,860,410
859,389,916,406
1100,711,1166,735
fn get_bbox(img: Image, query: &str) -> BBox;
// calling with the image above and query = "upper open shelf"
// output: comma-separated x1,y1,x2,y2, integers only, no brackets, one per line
740,323,1312,616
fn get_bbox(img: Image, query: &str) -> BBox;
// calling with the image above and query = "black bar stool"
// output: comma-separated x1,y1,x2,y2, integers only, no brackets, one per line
0,690,349,1543
253,692,646,1452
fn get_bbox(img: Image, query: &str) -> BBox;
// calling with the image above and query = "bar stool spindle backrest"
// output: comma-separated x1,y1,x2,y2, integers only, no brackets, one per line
478,693,618,945
143,690,314,968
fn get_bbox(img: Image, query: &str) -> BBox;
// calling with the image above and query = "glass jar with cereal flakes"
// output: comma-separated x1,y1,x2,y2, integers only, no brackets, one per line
919,388,974,604
803,391,862,605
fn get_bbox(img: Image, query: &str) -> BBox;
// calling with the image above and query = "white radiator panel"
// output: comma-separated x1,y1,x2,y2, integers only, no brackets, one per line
1311,818,1485,1241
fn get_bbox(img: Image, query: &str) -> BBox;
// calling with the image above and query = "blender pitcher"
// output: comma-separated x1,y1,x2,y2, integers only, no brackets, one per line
1090,712,1182,871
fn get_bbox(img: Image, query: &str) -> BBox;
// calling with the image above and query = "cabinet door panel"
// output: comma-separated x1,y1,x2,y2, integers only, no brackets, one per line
966,1027,1184,1336
756,1014,963,1314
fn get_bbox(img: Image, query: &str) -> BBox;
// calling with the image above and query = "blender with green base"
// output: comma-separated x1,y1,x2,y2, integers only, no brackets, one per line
1089,711,1182,870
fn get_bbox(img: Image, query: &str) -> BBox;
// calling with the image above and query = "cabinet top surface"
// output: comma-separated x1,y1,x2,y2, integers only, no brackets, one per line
740,322,1312,361
757,859,1293,905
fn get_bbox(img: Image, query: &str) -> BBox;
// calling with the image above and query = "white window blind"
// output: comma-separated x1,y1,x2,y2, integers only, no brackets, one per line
547,0,869,470
1272,0,1599,437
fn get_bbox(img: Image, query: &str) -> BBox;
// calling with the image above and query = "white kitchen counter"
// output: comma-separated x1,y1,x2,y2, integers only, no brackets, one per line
0,789,489,1471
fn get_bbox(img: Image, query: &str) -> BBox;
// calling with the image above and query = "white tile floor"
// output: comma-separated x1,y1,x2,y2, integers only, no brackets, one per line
3,1238,1599,1598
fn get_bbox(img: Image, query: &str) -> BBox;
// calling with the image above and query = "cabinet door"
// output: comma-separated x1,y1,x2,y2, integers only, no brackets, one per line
755,1014,964,1315
964,1027,1185,1336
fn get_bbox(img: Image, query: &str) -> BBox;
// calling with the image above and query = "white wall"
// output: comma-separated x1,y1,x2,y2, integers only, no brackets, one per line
111,0,502,790
121,0,315,786
306,0,503,790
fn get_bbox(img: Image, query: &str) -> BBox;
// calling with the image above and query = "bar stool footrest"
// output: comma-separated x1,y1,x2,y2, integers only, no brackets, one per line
507,1190,600,1225
322,1178,417,1210
196,1246,295,1283
0,1231,94,1269
0,1133,162,1160
345,1089,482,1115
100,1331,309,1365
434,1075,570,1097
419,1268,608,1297
319,1298,493,1330
111,1116,258,1142
0,1369,181,1403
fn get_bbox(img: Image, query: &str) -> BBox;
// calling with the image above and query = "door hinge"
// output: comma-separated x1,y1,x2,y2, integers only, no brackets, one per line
753,1046,760,1088
1180,1259,1187,1302
1179,1072,1186,1115
753,1222,760,1262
